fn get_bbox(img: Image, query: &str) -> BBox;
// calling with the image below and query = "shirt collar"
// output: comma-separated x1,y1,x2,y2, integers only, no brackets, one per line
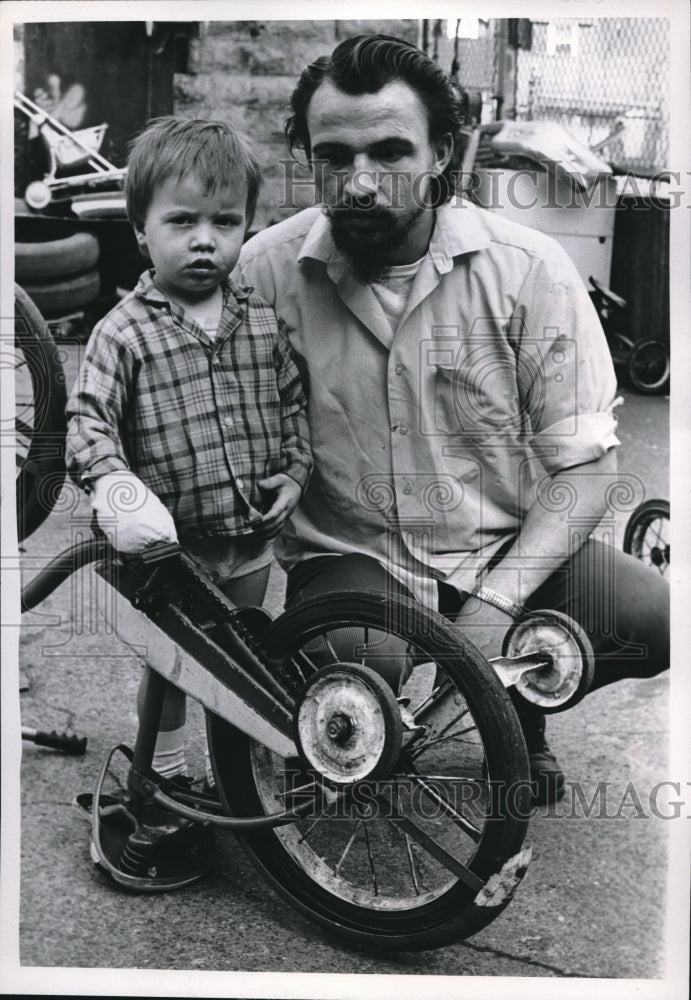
296,198,490,275
427,198,491,272
133,268,253,308
297,209,336,265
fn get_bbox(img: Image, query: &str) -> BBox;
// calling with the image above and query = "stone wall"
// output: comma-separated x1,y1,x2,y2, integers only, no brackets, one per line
173,19,420,231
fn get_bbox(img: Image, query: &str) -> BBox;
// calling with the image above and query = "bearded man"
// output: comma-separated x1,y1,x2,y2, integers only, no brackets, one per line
238,34,669,804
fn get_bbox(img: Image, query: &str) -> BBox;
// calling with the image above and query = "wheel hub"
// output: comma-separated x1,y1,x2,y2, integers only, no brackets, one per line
503,614,592,709
294,663,404,785
325,712,353,743
650,545,669,568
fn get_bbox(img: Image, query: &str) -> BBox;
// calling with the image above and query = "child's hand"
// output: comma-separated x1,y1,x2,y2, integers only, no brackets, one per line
91,471,178,553
253,474,302,538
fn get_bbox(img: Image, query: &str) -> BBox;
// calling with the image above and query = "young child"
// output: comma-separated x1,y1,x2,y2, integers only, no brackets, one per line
66,117,311,793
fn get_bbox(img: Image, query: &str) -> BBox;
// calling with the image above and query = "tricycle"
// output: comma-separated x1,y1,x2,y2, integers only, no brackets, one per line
20,531,595,951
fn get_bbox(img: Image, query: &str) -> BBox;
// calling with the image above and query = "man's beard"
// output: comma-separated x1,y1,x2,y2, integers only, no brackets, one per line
325,205,425,285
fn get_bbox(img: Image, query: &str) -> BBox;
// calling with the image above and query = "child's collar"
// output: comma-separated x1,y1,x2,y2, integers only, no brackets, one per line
134,268,252,307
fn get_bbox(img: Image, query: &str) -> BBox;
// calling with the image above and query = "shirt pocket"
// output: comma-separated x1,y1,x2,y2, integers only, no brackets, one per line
433,361,526,439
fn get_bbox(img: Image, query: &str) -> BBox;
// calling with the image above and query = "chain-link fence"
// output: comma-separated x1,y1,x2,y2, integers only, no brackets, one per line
431,17,670,174
514,18,669,174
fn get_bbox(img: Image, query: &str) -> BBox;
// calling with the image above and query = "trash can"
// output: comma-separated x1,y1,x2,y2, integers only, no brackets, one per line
610,183,669,345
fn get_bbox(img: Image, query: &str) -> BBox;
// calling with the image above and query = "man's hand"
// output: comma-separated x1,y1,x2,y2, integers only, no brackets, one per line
253,474,302,539
91,470,178,553
452,597,514,662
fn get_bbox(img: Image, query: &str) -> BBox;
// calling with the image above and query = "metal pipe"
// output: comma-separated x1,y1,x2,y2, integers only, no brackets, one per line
21,537,109,612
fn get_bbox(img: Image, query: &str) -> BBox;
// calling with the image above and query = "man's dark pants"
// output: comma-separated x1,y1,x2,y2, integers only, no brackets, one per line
285,540,670,694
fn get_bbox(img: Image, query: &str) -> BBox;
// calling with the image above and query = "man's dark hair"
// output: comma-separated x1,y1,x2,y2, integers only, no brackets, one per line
285,33,465,205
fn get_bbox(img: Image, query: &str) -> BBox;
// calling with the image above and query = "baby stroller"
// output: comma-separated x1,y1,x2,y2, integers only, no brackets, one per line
15,90,126,211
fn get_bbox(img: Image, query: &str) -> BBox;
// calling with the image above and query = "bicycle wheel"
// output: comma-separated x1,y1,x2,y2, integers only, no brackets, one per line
207,591,531,951
623,499,669,575
627,339,670,395
13,284,67,541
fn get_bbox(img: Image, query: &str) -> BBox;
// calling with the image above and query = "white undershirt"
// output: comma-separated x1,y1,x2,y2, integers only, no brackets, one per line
182,285,223,340
370,256,425,342
200,315,219,340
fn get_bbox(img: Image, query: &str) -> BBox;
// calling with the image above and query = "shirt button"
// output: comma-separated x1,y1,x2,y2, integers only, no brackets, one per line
403,483,413,495
224,416,233,427
237,478,244,490
395,362,405,375
212,356,220,366
399,424,408,435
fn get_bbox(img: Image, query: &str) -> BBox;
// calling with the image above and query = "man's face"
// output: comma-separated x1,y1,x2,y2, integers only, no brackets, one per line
306,79,452,282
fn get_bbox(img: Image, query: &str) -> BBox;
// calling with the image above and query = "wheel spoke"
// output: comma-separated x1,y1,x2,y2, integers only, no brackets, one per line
413,680,472,729
372,785,485,891
291,649,320,677
410,725,478,759
402,773,484,841
322,631,340,661
362,819,379,896
334,819,363,875
297,815,322,845
403,831,422,895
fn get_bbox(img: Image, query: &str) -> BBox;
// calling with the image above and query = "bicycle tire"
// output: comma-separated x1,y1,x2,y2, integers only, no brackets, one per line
14,284,67,541
627,339,670,395
208,591,531,951
623,498,669,574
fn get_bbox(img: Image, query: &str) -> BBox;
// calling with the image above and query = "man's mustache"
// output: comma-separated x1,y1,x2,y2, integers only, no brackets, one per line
327,203,396,222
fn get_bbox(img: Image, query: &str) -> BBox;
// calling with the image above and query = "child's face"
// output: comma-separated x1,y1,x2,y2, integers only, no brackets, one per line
135,171,248,306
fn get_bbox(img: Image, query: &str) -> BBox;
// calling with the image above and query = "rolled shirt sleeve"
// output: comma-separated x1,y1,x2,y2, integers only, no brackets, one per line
511,244,621,473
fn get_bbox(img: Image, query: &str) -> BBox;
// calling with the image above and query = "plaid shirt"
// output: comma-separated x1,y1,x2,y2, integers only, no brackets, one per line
66,270,311,537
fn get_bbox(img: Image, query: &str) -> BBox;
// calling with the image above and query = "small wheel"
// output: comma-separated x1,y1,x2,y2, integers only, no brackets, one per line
627,339,670,395
12,285,67,540
295,663,403,784
502,609,595,713
24,180,52,211
623,499,669,575
208,591,532,951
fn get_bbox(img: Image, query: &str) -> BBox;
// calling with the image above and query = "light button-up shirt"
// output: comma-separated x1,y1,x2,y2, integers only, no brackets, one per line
239,200,620,599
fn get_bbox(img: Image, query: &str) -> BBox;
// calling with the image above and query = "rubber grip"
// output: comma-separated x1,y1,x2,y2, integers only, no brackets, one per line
22,728,87,755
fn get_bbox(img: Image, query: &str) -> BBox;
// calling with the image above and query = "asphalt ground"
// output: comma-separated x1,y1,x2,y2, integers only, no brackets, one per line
3,341,687,998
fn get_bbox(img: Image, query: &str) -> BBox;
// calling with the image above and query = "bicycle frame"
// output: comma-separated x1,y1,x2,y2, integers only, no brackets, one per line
99,545,296,761
21,539,297,798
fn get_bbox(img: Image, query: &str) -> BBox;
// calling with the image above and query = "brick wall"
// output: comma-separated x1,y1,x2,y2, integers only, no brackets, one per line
173,19,420,231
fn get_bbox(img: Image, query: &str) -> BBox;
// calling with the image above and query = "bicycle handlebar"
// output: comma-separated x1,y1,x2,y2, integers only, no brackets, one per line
20,538,181,613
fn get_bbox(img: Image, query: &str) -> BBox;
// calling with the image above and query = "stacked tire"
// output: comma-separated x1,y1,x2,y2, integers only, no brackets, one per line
15,231,100,319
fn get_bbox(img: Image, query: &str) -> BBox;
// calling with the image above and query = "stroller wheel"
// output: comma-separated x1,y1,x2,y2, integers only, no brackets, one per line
25,180,52,211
